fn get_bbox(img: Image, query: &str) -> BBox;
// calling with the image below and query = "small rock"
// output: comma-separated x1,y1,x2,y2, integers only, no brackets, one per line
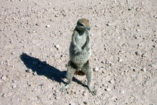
54,44,60,50
82,91,87,96
61,12,66,17
132,68,136,72
12,84,16,89
101,70,105,74
141,53,146,57
93,67,99,72
1,93,7,97
105,88,111,91
60,54,64,58
53,92,57,97
69,102,76,105
135,51,139,55
45,25,50,28
106,23,109,26
12,80,16,83
94,58,97,61
54,96,58,100
83,101,87,105
32,72,37,76
118,57,122,62
128,8,131,11
141,68,146,72
108,80,114,84
1,76,6,80
25,69,31,73
35,23,39,26
152,45,156,48
137,24,140,27
54,14,59,17
102,84,108,87
28,30,31,33
119,90,125,94
101,61,104,64
27,82,31,87
105,60,112,66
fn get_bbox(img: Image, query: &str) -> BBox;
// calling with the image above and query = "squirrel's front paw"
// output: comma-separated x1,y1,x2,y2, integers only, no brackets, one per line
74,47,81,54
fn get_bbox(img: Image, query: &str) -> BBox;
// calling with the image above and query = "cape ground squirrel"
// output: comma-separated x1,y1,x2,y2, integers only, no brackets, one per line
62,18,96,95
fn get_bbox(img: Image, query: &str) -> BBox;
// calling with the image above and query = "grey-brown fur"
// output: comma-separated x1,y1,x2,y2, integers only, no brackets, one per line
61,18,96,95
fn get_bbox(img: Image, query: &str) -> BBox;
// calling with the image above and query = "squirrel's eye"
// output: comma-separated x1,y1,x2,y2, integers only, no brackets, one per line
78,23,84,26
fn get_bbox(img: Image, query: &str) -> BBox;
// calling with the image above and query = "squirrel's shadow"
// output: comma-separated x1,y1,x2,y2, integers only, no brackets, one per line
20,53,86,87
20,53,66,84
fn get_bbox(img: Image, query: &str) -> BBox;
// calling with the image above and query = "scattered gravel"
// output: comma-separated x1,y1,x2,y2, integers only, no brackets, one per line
0,0,156,105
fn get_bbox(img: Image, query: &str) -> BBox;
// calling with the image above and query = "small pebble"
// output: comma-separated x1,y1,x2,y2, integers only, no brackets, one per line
12,80,16,83
105,88,111,91
93,67,99,72
32,72,37,76
54,44,60,50
35,23,39,26
128,8,131,11
82,91,87,96
12,84,16,89
106,23,109,26
135,51,139,55
60,54,64,58
102,84,108,87
55,14,59,17
132,68,136,72
119,90,125,94
1,76,6,80
108,80,114,84
45,25,50,28
25,69,31,73
28,30,31,33
152,45,156,48
27,82,31,87
101,61,104,64
69,102,76,105
1,93,7,97
105,60,112,66
141,53,146,57
83,101,87,105
118,57,122,62
141,68,146,72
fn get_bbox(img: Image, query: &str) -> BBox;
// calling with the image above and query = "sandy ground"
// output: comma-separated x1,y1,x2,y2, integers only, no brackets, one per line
0,0,157,105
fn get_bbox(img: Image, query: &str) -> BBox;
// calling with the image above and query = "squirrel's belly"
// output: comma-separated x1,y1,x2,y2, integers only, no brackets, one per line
70,52,90,67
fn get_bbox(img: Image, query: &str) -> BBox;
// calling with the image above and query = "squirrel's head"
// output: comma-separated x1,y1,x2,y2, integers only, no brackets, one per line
76,18,90,32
